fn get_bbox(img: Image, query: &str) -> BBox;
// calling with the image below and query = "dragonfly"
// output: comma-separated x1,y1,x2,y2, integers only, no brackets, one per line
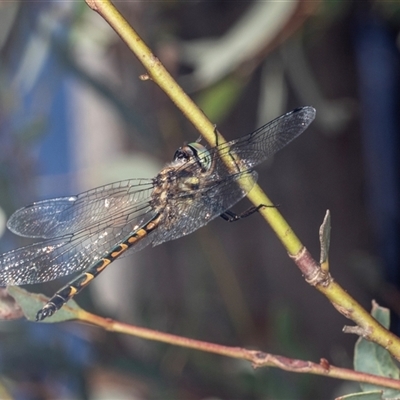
0,106,315,321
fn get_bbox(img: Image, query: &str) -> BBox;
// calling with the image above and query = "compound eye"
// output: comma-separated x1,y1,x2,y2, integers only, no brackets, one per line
187,143,211,172
173,148,183,161
173,147,192,162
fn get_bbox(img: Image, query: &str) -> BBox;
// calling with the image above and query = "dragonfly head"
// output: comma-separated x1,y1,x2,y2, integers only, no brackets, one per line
173,142,212,172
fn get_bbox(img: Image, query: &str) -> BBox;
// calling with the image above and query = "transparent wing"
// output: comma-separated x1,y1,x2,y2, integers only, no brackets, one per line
1,179,159,285
0,210,158,286
211,106,316,172
7,179,154,238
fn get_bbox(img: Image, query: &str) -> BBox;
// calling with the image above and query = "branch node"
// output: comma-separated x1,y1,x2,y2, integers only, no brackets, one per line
290,247,331,287
319,358,330,371
139,74,151,81
343,325,371,337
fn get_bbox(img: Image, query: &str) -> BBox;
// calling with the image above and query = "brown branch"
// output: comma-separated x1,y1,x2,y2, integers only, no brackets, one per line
79,310,400,391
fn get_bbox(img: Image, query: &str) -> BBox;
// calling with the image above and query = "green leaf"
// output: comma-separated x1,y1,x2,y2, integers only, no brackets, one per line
371,302,390,330
6,286,82,323
354,302,400,398
319,209,331,265
336,390,383,400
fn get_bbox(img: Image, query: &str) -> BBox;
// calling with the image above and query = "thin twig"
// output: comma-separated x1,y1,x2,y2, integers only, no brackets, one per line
80,310,400,390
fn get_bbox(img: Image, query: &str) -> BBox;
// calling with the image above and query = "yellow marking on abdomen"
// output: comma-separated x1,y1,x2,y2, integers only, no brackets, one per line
127,229,147,244
68,286,78,296
146,221,157,231
135,228,147,239
127,235,139,245
95,258,112,273
79,272,95,286
111,243,129,258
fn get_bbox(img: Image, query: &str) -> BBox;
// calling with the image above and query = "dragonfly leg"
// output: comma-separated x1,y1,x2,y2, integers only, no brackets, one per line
213,125,219,146
220,204,269,222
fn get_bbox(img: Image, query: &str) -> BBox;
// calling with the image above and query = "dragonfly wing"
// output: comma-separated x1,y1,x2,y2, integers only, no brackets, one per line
7,179,154,238
209,106,315,172
0,210,158,286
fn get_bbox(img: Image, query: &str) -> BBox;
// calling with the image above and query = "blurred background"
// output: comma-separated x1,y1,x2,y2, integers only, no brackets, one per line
0,1,399,399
